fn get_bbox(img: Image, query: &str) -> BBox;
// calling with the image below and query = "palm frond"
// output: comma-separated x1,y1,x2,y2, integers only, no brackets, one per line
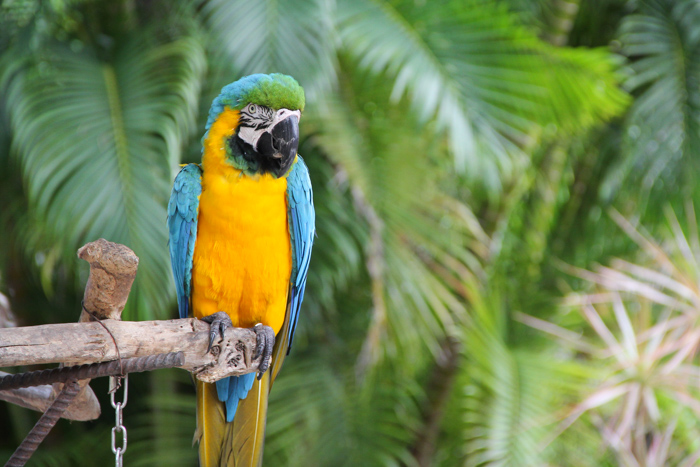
5,33,205,319
265,357,352,466
438,286,563,467
307,70,487,372
612,0,700,193
201,0,337,101
265,355,425,467
283,144,368,350
338,0,628,183
127,370,198,467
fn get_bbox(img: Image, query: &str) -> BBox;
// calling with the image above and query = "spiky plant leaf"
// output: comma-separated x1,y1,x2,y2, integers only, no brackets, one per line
5,34,205,319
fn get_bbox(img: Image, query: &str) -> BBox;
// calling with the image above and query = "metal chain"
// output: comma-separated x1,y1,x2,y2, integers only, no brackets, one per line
109,375,128,467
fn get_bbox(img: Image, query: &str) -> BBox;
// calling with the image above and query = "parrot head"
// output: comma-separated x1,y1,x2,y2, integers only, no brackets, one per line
205,73,305,177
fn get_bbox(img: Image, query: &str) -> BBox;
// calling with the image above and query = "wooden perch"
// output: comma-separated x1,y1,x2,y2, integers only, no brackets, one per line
0,292,99,420
0,318,261,383
0,237,263,425
0,238,140,420
59,239,140,419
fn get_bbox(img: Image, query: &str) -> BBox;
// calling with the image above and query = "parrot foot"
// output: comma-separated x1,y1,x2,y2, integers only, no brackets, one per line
201,312,233,354
252,323,275,380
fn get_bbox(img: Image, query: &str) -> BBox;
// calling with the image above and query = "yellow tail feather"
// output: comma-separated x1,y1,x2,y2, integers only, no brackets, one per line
195,374,270,467
195,308,288,467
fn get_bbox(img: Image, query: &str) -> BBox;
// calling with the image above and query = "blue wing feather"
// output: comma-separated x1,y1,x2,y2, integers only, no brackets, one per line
167,164,202,320
285,156,315,354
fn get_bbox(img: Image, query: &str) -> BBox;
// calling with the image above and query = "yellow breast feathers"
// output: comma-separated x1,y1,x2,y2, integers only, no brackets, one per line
191,108,292,334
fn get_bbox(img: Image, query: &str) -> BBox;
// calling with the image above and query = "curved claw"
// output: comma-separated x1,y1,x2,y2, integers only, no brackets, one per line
253,324,276,380
201,312,233,354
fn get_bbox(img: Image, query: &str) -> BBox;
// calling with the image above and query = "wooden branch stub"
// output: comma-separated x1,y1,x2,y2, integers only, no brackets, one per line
0,318,262,383
61,238,139,419
77,238,139,320
0,294,100,420
0,286,102,420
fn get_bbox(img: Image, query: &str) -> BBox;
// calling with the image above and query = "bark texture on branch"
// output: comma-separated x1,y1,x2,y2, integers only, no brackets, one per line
0,318,261,383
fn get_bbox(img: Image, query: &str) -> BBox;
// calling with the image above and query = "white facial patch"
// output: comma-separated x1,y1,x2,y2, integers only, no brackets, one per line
238,124,266,148
237,104,301,149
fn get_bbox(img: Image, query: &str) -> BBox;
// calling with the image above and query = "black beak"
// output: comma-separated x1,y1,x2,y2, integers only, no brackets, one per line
256,115,299,177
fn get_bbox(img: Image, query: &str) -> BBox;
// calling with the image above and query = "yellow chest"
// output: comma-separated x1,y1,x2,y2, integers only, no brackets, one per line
191,158,292,333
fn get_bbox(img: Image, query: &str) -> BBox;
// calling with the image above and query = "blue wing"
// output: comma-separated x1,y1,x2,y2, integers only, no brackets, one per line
167,164,202,319
284,156,316,354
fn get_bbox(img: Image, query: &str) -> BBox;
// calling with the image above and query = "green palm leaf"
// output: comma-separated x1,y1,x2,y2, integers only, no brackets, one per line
266,356,424,467
615,0,700,188
306,70,487,371
272,145,368,351
266,358,352,466
5,34,205,319
338,0,627,182
201,0,337,100
441,286,574,467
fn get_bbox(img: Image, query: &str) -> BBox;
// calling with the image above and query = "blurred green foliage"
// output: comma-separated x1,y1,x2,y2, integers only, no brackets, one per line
1,0,700,465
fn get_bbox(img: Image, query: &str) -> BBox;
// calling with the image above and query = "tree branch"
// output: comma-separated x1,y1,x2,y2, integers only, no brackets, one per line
0,239,261,421
0,318,261,383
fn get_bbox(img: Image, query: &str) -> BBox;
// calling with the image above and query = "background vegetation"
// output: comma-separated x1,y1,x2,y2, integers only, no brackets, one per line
1,0,700,465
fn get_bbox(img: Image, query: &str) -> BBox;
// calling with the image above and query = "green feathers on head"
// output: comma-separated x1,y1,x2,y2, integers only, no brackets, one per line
206,74,305,130
241,74,305,111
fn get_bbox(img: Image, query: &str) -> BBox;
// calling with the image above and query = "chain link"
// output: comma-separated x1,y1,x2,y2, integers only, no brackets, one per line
109,375,128,467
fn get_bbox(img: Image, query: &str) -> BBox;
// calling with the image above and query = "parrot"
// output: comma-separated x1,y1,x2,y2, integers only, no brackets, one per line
166,73,315,467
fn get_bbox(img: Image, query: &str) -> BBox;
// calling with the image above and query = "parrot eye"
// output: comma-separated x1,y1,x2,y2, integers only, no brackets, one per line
247,104,257,114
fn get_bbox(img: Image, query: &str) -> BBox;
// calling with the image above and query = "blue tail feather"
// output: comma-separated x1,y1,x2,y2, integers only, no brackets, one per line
216,373,256,423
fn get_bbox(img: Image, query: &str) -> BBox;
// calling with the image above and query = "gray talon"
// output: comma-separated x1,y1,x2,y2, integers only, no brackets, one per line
252,324,275,380
201,312,233,354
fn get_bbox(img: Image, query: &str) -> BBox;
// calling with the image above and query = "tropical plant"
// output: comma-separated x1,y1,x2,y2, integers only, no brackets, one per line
521,208,700,465
2,0,700,466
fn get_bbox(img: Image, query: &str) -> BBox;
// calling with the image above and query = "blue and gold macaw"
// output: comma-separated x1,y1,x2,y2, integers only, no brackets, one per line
167,74,315,466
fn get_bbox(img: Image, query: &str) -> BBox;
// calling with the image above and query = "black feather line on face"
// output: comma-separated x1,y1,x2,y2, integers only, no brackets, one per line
239,106,273,129
238,114,254,127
